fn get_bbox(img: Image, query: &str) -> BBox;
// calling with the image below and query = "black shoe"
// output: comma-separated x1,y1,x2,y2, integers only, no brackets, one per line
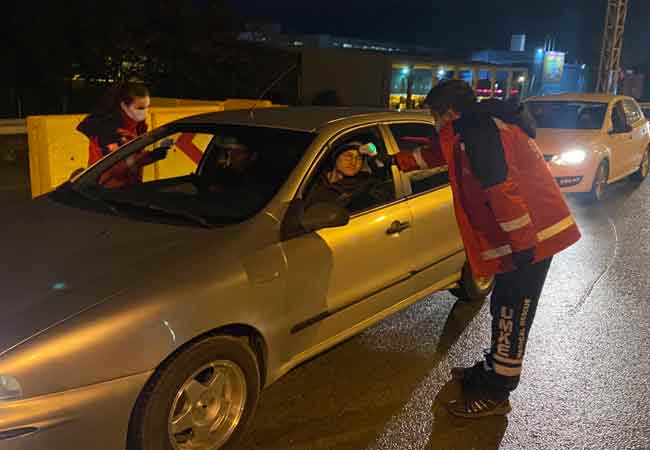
447,395,512,418
451,351,494,389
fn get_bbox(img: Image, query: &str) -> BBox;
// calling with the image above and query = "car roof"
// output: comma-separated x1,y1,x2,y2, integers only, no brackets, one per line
173,106,431,133
525,93,630,103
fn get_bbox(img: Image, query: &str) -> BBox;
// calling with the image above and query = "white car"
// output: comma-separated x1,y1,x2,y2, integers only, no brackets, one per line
525,94,650,201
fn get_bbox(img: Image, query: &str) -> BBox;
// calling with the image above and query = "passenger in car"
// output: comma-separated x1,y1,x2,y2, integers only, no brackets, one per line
304,141,391,211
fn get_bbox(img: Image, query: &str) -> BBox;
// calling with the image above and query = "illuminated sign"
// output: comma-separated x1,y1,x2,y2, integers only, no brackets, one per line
543,51,565,83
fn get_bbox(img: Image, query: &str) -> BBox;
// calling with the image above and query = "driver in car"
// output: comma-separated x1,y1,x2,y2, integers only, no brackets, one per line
203,137,259,193
304,141,390,211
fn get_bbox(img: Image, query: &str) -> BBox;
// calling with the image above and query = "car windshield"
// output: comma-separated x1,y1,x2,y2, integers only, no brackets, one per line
56,124,315,227
525,101,608,130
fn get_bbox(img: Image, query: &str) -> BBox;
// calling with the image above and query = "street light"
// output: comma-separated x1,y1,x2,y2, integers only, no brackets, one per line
518,76,526,83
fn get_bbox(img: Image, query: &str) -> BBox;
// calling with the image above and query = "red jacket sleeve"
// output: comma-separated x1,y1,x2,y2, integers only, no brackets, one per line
395,137,446,172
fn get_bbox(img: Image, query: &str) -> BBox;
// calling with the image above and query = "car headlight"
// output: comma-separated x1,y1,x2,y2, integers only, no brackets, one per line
0,375,22,402
552,149,588,165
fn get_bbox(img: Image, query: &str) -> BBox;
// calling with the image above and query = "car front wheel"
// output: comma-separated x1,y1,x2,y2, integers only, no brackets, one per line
128,335,261,450
582,160,609,203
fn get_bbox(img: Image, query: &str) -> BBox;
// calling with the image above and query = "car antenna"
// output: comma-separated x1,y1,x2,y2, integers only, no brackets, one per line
249,63,298,120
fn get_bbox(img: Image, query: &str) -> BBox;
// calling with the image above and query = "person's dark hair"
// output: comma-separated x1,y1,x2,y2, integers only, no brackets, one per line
423,80,477,115
92,82,150,116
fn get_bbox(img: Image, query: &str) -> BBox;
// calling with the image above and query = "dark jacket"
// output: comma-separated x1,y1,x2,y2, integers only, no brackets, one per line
304,171,391,212
452,100,536,191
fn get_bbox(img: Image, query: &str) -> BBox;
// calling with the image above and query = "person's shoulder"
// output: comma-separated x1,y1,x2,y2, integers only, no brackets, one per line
454,112,497,136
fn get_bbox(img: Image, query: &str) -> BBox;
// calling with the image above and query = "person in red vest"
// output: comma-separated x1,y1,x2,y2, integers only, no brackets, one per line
77,82,167,188
398,80,581,418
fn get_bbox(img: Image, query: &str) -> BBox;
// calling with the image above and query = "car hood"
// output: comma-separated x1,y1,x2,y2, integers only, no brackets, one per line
535,128,603,156
0,196,212,356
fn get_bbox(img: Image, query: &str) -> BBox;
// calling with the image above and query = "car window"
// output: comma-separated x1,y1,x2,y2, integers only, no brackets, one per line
612,102,627,132
622,100,643,126
302,126,397,215
525,101,607,130
71,124,315,226
389,123,449,196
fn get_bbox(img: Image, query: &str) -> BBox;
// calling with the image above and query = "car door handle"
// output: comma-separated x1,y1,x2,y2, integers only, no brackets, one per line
386,220,410,235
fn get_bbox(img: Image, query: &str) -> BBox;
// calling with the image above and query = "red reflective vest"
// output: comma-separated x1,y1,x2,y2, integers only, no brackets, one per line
398,117,581,277
77,110,150,188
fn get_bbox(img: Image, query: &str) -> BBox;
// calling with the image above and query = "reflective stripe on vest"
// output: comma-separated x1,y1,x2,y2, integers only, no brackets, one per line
482,245,513,261
499,213,532,233
481,215,575,261
537,215,575,242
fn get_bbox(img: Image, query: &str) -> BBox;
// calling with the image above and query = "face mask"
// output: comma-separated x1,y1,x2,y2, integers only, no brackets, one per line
126,107,148,122
122,102,148,122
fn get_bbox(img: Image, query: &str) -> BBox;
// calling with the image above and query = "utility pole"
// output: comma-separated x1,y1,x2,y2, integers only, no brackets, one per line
596,0,629,93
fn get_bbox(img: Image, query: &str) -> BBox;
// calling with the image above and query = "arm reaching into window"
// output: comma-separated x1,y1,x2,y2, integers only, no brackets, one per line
395,136,447,172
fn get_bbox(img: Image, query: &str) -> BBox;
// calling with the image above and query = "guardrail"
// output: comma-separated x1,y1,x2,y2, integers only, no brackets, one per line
0,119,27,135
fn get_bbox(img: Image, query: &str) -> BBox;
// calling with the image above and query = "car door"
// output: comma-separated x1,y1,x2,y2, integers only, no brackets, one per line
622,99,649,173
281,124,413,349
608,100,634,179
385,122,465,294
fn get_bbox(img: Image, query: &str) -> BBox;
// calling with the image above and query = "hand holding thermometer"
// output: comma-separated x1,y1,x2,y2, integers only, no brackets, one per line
359,142,378,156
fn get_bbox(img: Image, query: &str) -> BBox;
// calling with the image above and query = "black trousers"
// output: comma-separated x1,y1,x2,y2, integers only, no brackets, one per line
487,257,553,393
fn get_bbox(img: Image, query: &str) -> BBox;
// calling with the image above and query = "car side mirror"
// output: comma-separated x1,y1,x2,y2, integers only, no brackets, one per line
300,202,350,232
281,199,350,241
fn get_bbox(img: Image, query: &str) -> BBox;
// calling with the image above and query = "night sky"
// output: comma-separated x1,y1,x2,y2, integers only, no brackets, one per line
231,0,650,67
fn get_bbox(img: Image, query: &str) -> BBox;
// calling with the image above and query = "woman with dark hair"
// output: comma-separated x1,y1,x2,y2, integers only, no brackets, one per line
76,82,167,188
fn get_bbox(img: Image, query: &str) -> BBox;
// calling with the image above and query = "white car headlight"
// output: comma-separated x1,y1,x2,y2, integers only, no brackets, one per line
552,149,588,165
0,375,22,402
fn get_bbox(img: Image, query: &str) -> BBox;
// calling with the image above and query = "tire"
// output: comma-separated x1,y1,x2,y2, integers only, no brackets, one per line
449,263,495,301
128,335,261,450
631,147,650,183
581,160,609,203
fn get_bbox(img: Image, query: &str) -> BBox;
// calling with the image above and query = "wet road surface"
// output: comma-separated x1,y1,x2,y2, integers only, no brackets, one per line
1,145,648,450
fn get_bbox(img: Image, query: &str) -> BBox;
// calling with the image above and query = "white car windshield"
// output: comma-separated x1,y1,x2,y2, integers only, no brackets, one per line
526,101,608,130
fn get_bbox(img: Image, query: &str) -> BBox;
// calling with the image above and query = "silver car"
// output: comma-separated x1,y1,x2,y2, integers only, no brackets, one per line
0,107,493,450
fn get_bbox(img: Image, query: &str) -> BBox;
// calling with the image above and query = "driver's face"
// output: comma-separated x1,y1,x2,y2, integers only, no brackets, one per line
228,147,254,173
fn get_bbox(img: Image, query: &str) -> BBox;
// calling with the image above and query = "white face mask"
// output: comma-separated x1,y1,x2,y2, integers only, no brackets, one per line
126,107,148,122
121,101,148,122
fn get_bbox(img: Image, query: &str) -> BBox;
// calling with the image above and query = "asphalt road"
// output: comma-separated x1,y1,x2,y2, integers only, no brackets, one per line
1,146,648,450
